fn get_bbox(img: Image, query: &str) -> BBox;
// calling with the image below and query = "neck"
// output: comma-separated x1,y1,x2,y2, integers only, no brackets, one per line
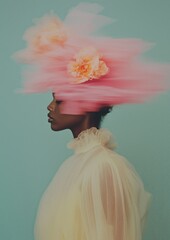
69,112,101,138
70,122,100,138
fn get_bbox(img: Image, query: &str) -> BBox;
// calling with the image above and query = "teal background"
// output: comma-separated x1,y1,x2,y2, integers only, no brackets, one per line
0,0,170,240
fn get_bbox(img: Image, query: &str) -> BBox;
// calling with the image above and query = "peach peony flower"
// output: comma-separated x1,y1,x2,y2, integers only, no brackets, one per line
24,14,67,55
67,47,109,83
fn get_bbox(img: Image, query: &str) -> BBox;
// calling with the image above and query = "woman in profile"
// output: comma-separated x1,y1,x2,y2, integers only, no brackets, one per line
14,3,169,240
35,94,150,240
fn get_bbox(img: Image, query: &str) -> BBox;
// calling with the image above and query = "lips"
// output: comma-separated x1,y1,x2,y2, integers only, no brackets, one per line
48,113,54,122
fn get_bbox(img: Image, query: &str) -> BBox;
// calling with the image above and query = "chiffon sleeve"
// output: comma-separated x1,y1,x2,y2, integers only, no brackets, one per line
80,148,151,240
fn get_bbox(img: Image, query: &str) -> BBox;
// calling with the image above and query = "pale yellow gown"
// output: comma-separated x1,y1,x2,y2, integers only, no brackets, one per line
35,127,151,240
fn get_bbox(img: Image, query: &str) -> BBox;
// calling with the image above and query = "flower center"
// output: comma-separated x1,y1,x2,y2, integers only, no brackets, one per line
68,47,109,84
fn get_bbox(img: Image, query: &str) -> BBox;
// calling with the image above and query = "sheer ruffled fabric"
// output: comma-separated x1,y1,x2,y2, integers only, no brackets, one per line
35,128,151,240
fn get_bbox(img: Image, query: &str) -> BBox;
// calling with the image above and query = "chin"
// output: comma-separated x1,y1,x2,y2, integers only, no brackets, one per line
50,125,59,131
50,123,64,132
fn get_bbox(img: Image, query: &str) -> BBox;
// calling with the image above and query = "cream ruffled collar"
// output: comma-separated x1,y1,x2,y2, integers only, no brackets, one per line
67,127,116,154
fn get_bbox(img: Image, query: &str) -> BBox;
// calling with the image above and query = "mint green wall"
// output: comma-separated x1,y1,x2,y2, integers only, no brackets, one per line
1,0,170,240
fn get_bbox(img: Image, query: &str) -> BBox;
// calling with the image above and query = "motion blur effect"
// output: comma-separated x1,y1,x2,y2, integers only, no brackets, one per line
14,3,170,115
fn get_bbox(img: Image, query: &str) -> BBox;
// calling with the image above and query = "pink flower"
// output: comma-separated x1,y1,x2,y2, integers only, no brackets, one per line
16,14,67,62
67,47,109,83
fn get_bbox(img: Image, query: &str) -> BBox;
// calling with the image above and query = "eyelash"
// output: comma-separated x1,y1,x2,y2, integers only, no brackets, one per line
56,100,62,105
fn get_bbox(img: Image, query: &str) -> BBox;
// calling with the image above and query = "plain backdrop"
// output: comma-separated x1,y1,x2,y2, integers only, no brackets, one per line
0,0,170,240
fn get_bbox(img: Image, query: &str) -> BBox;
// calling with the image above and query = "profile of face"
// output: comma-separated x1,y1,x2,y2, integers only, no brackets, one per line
47,94,86,132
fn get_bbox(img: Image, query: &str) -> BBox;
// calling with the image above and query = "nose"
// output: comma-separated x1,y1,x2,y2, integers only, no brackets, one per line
47,100,55,111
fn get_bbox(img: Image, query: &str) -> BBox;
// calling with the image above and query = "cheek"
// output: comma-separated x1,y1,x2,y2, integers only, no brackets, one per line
54,115,85,131
50,119,65,131
49,115,70,131
64,115,85,128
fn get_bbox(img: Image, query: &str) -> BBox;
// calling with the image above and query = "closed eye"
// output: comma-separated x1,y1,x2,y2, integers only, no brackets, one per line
56,100,62,105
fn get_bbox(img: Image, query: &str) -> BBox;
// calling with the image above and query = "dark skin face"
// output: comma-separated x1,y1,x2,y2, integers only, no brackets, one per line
47,94,97,138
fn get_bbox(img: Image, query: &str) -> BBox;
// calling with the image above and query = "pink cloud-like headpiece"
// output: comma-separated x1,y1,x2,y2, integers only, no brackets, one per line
14,3,170,114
